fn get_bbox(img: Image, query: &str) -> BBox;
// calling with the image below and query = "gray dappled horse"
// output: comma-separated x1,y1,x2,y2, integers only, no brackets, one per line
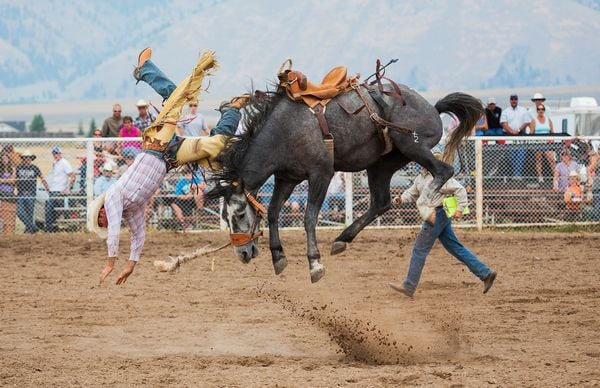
207,83,482,283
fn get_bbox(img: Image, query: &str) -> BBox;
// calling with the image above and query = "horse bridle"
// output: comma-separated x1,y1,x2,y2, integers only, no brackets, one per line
229,181,266,247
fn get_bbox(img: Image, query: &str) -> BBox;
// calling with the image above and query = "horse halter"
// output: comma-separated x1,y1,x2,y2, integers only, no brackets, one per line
229,181,266,247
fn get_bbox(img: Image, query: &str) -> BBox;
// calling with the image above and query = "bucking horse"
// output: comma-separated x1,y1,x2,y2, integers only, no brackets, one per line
206,60,483,283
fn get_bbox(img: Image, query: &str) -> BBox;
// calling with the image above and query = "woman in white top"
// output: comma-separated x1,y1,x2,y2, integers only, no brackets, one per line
530,103,556,183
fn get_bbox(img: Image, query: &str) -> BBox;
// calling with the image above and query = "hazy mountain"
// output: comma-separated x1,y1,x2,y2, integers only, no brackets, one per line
0,0,599,104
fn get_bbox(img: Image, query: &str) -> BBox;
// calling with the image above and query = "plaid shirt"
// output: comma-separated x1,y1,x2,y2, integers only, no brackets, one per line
104,152,166,261
134,112,156,132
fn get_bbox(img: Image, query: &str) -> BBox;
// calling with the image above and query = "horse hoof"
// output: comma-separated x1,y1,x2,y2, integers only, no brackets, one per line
310,264,325,283
273,256,288,275
330,241,347,255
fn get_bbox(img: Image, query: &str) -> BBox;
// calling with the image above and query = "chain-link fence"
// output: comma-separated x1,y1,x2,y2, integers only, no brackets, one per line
0,136,599,235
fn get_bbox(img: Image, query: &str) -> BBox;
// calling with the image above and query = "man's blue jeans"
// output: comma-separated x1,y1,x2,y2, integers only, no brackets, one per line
44,192,63,233
17,197,37,233
403,208,492,294
511,149,526,177
139,60,240,137
139,60,176,100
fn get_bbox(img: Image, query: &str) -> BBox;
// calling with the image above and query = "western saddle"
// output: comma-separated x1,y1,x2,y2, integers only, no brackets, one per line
276,59,408,160
277,59,359,108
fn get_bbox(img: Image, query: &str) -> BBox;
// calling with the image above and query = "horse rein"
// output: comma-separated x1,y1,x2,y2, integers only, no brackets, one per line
229,181,266,247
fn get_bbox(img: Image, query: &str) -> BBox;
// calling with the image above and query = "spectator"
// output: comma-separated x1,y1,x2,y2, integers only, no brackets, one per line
94,163,118,197
45,146,76,233
321,172,345,222
285,180,308,213
101,104,123,137
0,148,17,234
171,170,205,230
15,150,49,233
529,93,550,119
530,103,556,183
500,94,530,179
177,100,209,137
484,97,503,136
553,150,580,193
118,147,140,176
473,113,488,136
564,171,583,221
119,115,142,151
133,99,155,133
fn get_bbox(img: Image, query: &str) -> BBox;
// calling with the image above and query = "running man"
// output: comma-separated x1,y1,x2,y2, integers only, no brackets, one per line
388,151,497,297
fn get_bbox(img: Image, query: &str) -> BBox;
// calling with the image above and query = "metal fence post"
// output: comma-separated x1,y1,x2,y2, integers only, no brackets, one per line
344,172,353,226
85,139,94,232
475,138,483,231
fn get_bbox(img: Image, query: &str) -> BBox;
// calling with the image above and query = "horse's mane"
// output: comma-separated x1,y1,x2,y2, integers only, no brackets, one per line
204,88,284,200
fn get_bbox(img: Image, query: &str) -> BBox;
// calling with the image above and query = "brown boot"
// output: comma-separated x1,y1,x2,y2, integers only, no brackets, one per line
133,47,152,81
483,271,497,294
217,95,250,112
388,282,414,298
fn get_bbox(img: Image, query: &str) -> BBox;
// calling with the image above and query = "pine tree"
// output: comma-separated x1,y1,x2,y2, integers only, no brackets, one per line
77,120,84,136
29,114,47,132
88,118,97,137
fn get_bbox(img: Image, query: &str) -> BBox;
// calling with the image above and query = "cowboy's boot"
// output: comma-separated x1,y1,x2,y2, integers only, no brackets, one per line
218,94,251,112
133,47,152,82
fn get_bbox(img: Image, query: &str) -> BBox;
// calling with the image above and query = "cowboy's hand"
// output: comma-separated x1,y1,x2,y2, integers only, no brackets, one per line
392,196,402,206
453,210,463,219
99,258,116,284
116,260,137,285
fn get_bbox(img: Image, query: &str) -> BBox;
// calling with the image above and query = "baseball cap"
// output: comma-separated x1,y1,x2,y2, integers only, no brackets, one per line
102,163,114,172
510,94,518,99
487,97,496,105
569,170,579,177
136,99,148,107
51,146,62,154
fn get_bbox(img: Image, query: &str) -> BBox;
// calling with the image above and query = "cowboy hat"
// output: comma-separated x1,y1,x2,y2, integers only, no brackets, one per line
20,150,36,160
531,93,546,102
88,192,108,239
136,99,148,107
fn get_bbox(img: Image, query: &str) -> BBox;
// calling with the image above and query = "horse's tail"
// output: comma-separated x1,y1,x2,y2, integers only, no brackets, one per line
435,92,483,163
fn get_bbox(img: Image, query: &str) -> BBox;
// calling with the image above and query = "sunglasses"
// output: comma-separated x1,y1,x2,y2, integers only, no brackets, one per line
537,108,545,111
113,110,121,113
510,97,518,100
189,104,198,107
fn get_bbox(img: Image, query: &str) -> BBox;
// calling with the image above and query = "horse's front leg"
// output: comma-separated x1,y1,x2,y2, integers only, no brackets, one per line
332,156,408,255
268,178,297,275
305,175,331,283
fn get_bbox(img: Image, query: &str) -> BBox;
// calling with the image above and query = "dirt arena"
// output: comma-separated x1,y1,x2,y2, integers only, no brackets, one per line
1,229,599,386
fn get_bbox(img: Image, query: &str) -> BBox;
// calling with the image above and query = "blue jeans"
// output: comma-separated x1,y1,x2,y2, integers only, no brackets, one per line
139,60,177,100
17,197,37,233
510,149,526,177
210,108,241,137
403,208,492,294
140,60,240,137
44,192,63,233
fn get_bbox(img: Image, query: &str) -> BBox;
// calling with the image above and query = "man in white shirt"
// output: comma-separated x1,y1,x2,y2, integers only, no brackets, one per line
500,94,531,179
177,100,209,137
45,146,76,232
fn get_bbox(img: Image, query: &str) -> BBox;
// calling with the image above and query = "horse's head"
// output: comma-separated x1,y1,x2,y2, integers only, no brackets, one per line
207,178,265,263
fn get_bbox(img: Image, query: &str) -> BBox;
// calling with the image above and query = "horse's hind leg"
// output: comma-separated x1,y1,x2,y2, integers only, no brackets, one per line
390,131,454,195
268,178,298,275
332,155,408,255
